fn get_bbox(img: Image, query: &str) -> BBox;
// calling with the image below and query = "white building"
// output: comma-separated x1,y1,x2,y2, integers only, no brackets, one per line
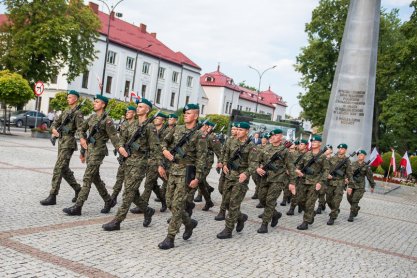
17,2,203,114
200,67,287,119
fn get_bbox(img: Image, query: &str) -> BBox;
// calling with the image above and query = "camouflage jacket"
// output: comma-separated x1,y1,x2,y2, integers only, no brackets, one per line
255,143,296,184
78,113,120,158
328,155,353,186
222,137,256,180
147,123,170,166
205,133,222,169
51,108,84,150
297,151,329,185
349,161,376,189
161,125,207,180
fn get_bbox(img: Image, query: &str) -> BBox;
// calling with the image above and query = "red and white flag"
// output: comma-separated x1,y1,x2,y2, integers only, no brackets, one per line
369,147,383,167
96,75,103,91
130,91,140,102
390,148,396,174
307,134,312,150
400,151,413,176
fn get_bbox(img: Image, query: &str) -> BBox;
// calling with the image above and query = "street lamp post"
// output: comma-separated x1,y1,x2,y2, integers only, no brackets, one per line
131,43,152,94
248,65,276,113
98,0,125,95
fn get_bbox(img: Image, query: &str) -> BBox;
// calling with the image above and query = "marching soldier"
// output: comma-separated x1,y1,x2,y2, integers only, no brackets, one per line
110,105,137,205
157,104,207,250
287,139,308,215
347,150,375,222
102,98,158,231
217,122,256,239
326,143,353,225
40,90,83,206
255,129,296,233
63,95,120,215
295,135,329,230
315,145,333,214
252,133,270,202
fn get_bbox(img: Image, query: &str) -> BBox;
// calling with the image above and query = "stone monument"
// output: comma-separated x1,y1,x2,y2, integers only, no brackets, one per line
323,0,381,153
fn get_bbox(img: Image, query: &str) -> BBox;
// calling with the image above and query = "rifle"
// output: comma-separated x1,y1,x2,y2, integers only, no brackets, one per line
226,135,253,171
294,151,306,166
80,110,109,157
258,141,293,176
216,126,226,144
116,110,160,165
329,151,356,177
352,160,371,181
50,100,85,146
113,118,125,156
300,146,329,175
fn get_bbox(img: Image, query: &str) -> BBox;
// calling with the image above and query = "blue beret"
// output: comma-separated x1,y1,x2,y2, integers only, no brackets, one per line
183,103,199,112
126,105,136,112
68,90,79,98
204,121,215,127
95,94,109,104
294,140,300,145
136,98,153,108
155,112,168,118
168,114,178,119
357,150,367,155
232,122,239,127
337,143,348,149
311,135,322,142
269,129,283,136
300,139,308,145
236,122,250,129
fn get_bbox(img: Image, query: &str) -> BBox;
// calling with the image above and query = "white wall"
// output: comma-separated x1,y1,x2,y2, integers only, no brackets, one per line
202,86,224,115
273,105,286,121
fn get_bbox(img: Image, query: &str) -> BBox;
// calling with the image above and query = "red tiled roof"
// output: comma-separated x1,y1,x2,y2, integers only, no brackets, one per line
237,86,275,108
259,87,287,107
0,14,9,26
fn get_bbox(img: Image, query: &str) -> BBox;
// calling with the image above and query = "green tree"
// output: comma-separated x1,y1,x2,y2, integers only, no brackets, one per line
0,0,100,84
107,99,129,120
205,114,229,133
0,70,34,134
49,91,93,116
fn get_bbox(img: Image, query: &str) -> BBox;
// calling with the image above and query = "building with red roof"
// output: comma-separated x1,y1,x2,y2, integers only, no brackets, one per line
200,66,287,120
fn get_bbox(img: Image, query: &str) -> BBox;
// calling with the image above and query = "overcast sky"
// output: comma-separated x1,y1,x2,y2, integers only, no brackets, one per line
0,0,413,116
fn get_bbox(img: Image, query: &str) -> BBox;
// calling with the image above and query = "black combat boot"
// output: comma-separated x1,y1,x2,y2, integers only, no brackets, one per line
251,193,258,199
236,213,248,232
308,218,314,225
130,206,144,214
202,200,214,211
214,210,225,221
257,223,268,234
287,195,291,204
258,213,264,219
72,188,81,203
185,202,195,217
40,194,56,206
298,205,304,213
166,217,171,224
158,236,175,250
208,185,215,193
63,205,82,216
297,221,308,230
183,219,198,240
271,211,282,227
102,219,121,231
143,207,155,227
280,199,287,206
160,199,167,212
109,194,118,207
321,203,326,211
287,207,295,216
348,212,354,222
101,198,117,214
216,228,232,239
327,218,335,225
154,197,161,202
315,206,322,214
256,203,264,208
194,194,203,202
353,206,360,217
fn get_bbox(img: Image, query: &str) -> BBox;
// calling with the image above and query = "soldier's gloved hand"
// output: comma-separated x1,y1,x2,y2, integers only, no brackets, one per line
163,149,174,161
52,128,59,137
189,179,199,189
239,173,248,183
118,147,128,158
256,168,266,176
347,187,353,195
158,166,167,180
223,165,230,174
315,183,321,191
295,169,304,177
289,183,296,195
80,138,88,150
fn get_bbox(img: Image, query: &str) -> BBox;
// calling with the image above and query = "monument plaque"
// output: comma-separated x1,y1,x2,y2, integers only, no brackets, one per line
323,0,381,153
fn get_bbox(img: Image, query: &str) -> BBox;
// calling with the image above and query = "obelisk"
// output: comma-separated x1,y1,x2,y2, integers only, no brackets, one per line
323,0,381,153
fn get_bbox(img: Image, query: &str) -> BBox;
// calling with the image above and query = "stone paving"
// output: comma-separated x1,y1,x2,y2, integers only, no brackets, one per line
0,133,416,277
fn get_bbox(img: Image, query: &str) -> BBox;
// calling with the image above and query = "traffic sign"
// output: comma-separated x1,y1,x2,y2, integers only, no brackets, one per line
34,81,44,96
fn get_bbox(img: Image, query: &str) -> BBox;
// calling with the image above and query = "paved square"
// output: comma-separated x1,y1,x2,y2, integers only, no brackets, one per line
0,133,416,277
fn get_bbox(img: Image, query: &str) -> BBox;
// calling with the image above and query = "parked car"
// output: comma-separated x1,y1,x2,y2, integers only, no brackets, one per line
8,110,50,128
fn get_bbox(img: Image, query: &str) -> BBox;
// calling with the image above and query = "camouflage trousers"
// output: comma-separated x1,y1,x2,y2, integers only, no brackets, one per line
223,177,249,230
160,173,169,201
260,181,284,225
190,167,212,203
114,160,149,222
290,178,303,209
76,155,110,207
317,182,327,208
326,181,345,219
166,174,193,238
347,188,365,215
218,171,226,194
111,164,125,199
50,148,80,195
142,164,164,204
298,183,318,223
252,174,261,197
282,179,292,203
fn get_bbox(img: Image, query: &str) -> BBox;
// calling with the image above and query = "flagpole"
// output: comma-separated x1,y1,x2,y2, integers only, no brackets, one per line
386,163,391,183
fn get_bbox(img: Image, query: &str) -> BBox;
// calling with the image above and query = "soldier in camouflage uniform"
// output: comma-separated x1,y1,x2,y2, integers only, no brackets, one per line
157,104,207,250
214,123,238,221
217,122,256,239
279,138,294,207
347,150,375,222
287,139,308,215
102,98,159,231
40,90,83,206
295,135,329,230
252,133,270,205
254,129,296,233
109,106,137,205
63,95,120,216
315,145,333,214
326,143,353,225
131,112,168,213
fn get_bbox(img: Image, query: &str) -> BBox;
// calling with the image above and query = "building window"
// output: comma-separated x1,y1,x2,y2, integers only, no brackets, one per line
81,71,89,89
141,85,147,98
201,105,205,114
205,76,214,82
158,67,165,79
50,75,58,84
124,80,131,97
142,62,150,74
107,51,117,64
170,92,175,107
172,71,179,83
185,95,190,105
105,76,112,94
156,89,162,104
186,76,193,87
225,102,229,114
126,57,135,70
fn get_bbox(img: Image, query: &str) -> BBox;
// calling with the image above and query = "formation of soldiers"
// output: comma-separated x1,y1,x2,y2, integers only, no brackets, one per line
40,90,376,250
